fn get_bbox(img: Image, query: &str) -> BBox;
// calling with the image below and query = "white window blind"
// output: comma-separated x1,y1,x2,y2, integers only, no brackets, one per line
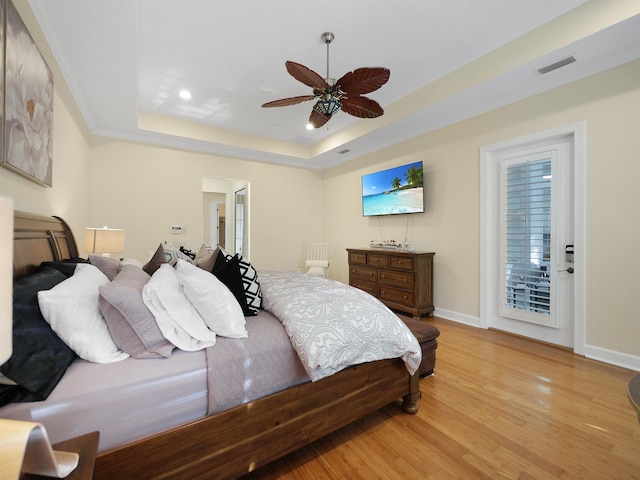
501,156,552,320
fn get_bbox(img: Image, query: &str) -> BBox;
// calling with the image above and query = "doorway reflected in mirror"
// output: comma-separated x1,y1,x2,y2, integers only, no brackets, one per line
202,178,249,257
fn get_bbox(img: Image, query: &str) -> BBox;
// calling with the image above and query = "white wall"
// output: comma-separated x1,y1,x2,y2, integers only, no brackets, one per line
323,59,640,359
88,138,324,271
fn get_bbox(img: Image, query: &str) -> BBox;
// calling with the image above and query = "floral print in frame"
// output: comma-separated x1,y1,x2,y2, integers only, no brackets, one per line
0,2,4,162
2,0,53,187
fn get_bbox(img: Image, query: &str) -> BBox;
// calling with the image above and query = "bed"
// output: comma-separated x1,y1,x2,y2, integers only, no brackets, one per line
2,211,425,479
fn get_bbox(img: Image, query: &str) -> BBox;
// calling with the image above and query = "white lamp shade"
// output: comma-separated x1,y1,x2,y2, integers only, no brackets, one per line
1,196,13,365
84,227,125,255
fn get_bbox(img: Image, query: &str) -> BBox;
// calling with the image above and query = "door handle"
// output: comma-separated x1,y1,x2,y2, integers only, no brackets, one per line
557,267,574,274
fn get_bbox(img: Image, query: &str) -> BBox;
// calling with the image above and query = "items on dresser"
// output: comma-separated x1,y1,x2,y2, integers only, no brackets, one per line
347,248,434,318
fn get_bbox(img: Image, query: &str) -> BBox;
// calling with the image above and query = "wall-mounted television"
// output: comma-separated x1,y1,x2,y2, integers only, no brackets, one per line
362,161,424,216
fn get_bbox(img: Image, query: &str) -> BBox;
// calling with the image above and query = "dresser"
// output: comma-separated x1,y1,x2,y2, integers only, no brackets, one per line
347,248,434,318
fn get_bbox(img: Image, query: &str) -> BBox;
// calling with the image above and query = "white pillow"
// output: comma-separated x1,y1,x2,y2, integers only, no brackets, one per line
175,260,247,338
37,263,129,363
142,264,217,351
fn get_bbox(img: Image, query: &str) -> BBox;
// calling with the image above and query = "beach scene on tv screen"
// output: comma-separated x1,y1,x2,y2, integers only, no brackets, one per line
362,161,424,216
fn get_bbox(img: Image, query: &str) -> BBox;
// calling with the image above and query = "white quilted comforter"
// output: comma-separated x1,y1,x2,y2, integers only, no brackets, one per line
259,271,421,381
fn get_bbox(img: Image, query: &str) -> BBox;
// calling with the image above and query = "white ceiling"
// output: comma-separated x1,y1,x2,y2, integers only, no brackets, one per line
28,0,640,169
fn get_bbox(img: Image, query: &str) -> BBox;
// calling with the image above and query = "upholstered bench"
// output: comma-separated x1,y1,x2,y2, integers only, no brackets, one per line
400,317,440,378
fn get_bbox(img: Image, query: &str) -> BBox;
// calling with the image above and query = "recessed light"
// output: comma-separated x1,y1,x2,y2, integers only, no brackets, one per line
306,123,314,130
179,89,192,100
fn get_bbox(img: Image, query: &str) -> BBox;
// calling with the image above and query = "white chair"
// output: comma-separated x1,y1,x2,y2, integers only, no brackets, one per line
299,242,329,277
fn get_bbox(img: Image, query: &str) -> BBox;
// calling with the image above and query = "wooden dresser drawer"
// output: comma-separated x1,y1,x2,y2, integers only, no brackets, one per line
347,248,434,318
388,256,414,270
379,269,414,290
379,286,415,307
348,251,367,265
367,254,388,267
349,265,377,283
350,280,376,295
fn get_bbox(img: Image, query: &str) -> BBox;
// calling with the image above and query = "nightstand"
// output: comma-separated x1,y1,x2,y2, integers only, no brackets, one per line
20,431,99,480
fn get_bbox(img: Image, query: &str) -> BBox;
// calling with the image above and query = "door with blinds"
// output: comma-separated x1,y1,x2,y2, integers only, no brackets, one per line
491,141,574,347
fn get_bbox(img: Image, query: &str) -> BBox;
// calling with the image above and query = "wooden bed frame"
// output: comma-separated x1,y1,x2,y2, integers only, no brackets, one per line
13,211,421,479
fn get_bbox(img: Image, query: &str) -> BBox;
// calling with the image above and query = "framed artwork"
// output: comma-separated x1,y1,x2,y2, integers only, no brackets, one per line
1,0,54,187
0,1,4,162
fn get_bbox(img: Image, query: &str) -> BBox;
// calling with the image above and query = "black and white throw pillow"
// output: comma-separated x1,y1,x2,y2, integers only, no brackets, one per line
219,248,262,314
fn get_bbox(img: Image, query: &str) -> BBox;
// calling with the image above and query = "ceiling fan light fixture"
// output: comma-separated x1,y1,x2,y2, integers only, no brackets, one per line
313,98,342,116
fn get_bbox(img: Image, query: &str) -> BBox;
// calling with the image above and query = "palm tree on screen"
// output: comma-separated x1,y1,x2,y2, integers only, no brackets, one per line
405,166,423,188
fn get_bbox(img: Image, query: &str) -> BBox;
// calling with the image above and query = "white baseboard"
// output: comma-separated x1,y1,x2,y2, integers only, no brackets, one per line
584,345,640,373
433,307,640,373
433,308,480,328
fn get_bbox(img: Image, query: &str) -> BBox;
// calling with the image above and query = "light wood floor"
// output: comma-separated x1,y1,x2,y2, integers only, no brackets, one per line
242,317,640,479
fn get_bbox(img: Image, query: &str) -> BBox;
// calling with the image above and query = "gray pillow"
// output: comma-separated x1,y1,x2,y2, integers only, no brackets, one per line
89,254,120,281
142,242,195,275
142,243,166,275
195,244,219,271
99,265,174,358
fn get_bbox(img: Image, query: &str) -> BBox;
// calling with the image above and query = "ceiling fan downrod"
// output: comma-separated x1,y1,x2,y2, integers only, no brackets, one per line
322,31,335,86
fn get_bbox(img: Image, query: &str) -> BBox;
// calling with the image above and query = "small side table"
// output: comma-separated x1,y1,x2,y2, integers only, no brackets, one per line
20,431,100,480
628,374,640,423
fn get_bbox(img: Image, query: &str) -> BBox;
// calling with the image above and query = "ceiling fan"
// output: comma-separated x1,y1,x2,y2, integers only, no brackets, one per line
261,32,390,129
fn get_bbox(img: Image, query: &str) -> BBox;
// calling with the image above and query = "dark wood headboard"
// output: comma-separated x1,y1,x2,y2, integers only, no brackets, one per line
13,211,79,280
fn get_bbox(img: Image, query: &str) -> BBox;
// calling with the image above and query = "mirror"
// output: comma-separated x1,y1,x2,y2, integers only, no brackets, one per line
203,191,225,248
202,178,249,256
234,188,247,256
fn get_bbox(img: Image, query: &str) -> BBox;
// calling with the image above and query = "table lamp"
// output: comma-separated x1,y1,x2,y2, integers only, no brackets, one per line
84,227,125,257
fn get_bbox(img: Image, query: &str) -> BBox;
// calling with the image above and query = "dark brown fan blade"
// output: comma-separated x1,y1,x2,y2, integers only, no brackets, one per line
285,61,328,91
309,109,331,128
336,67,390,95
341,96,384,118
261,95,316,108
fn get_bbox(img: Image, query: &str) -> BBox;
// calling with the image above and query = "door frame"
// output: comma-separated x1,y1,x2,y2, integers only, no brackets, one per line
479,121,586,354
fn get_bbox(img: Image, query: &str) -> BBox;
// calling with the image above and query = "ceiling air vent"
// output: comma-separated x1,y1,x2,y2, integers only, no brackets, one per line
537,55,576,75
338,149,351,154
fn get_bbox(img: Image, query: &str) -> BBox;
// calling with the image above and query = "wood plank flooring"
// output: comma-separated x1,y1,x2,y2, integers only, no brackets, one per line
241,317,640,479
